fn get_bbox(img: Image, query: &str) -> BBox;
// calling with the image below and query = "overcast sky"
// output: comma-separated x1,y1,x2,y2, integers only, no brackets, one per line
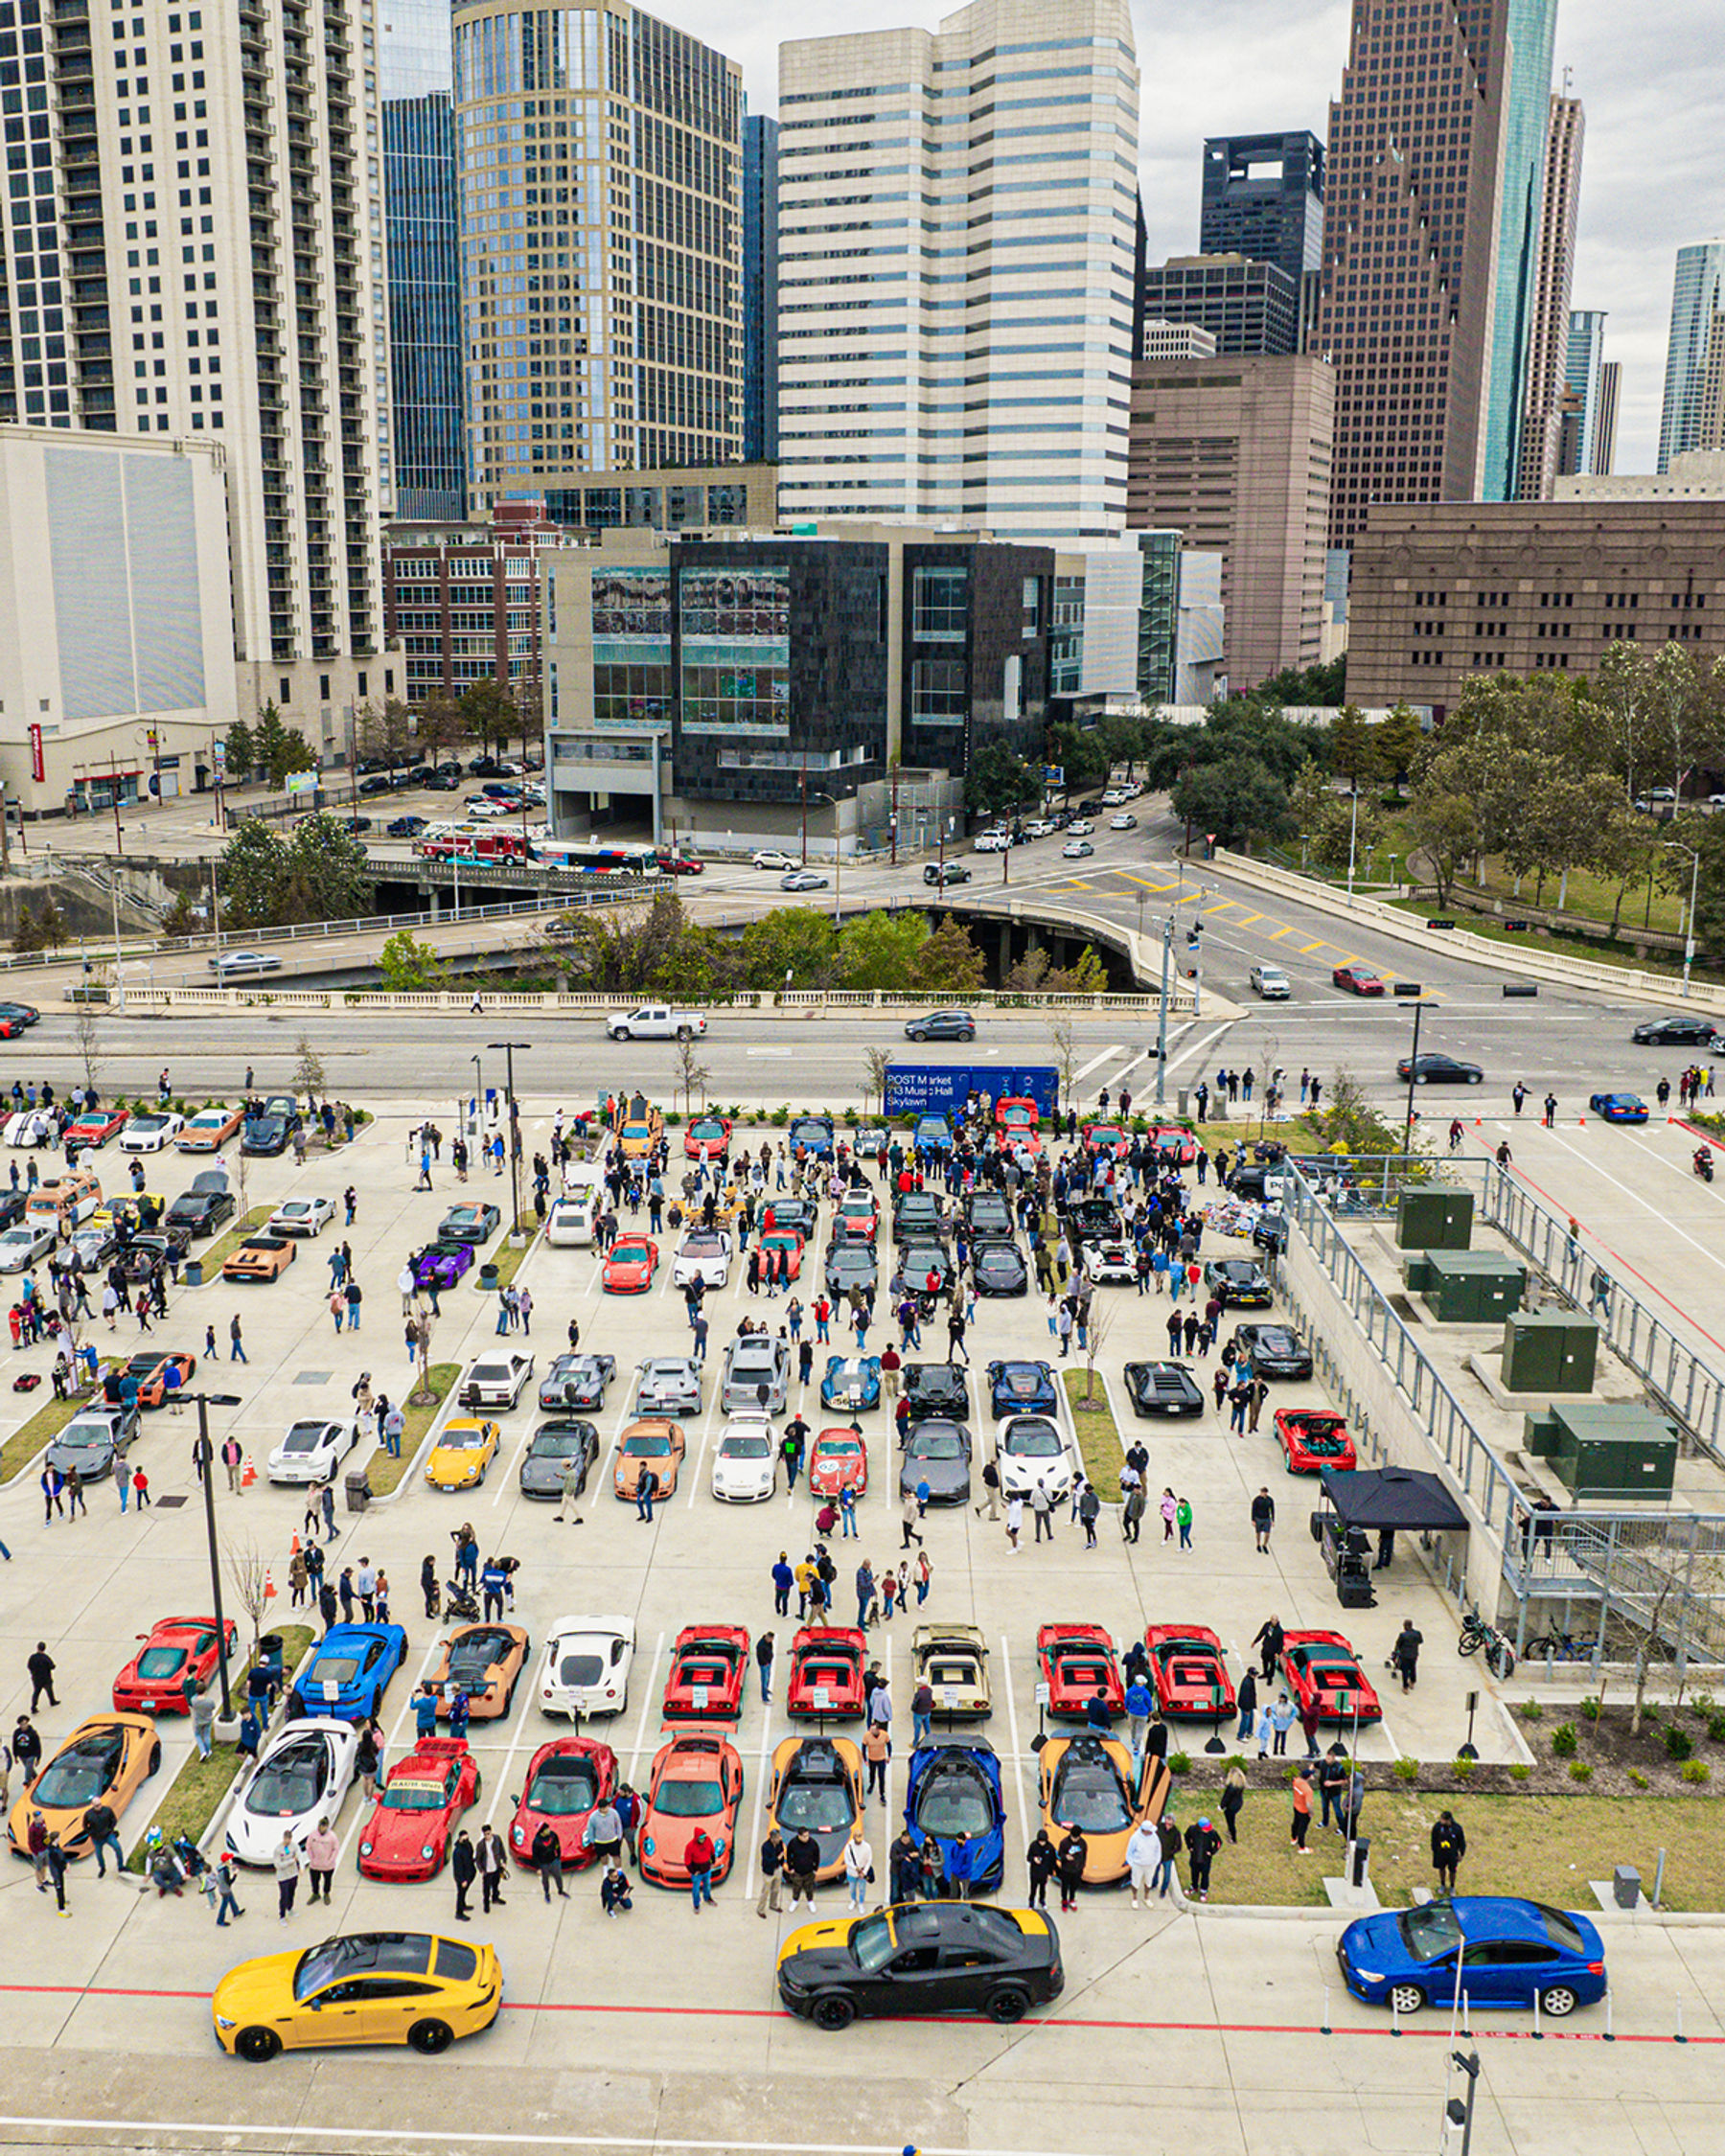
702,0,1720,472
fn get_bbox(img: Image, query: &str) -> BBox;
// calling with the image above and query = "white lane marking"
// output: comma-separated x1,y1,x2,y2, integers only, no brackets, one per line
686,1388,721,1509
746,1047,794,1058
1542,1130,1725,1282
0,2123,1112,2155
1073,1044,1124,1083
624,1629,665,1784
741,1677,774,1902
1000,1628,1032,1876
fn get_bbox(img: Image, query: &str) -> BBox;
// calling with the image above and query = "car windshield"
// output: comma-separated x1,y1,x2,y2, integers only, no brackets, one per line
449,1633,511,1679
915,1760,995,1837
654,1778,722,1818
1399,1901,1463,1961
612,1243,651,1263
58,1423,113,1452
821,1438,862,1456
311,1655,360,1683
292,1934,431,2002
249,1745,326,1816
532,1428,590,1458
1005,1421,1061,1456
851,1914,896,1972
682,1235,724,1255
34,1734,124,1808
443,1430,488,1452
381,1779,448,1812
135,1645,189,1680
556,1649,605,1688
691,1121,725,1141
778,1780,853,1831
910,1429,963,1459
281,1425,331,1454
1053,1754,1130,1832
627,1435,671,1456
528,1760,599,1816
721,1436,771,1458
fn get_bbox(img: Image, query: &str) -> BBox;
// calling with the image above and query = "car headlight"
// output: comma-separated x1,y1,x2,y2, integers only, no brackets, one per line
1354,1968,1385,1984
216,2015,238,2031
421,1846,436,1861
359,1841,373,1856
512,1825,525,1847
641,1834,655,1856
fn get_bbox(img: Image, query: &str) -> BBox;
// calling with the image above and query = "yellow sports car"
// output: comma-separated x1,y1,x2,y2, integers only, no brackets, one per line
213,1930,503,2060
8,1713,161,1860
425,1416,500,1490
1035,1733,1170,1885
221,1233,297,1281
617,1106,663,1158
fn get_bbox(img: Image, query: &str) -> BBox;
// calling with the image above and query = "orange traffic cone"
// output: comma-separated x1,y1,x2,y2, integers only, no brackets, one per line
290,1531,300,1555
242,1455,257,1488
264,1568,277,1601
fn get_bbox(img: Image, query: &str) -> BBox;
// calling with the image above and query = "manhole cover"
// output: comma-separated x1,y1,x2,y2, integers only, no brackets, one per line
154,1495,189,1510
295,1370,334,1385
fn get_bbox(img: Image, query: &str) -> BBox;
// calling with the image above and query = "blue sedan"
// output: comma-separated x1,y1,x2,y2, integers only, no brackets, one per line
1588,1091,1648,1124
904,1742,1006,1893
1337,1896,1605,2019
820,1355,882,1411
986,1358,1058,1420
285,1622,408,1723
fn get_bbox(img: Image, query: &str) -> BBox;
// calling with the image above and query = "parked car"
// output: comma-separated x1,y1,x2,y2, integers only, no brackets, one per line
775,1901,1063,2030
1337,1897,1606,2018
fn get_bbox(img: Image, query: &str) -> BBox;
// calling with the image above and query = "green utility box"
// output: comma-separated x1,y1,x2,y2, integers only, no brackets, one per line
1417,1249,1526,1322
1502,1313,1598,1394
1524,1402,1679,1502
1403,1252,1432,1294
1396,1189,1475,1250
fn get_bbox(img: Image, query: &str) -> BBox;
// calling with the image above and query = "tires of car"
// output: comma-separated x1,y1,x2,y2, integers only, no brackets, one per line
908,1028,928,1042
959,1028,975,1042
986,1984,1030,2024
148,1740,162,1775
236,2026,282,2063
1539,1984,1578,2017
676,1026,693,1042
811,1992,857,2031
1414,1073,1426,1085
407,2018,454,2055
1388,1983,1425,2016
1467,1072,1482,1085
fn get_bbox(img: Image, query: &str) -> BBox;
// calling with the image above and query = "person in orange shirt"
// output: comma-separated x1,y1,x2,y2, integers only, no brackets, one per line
1290,1765,1314,1852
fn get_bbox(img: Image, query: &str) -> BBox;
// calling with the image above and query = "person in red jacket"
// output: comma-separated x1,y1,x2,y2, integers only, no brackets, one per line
684,1827,716,1913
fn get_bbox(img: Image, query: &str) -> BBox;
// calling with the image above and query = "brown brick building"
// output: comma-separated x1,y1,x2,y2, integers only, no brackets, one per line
1347,500,1725,714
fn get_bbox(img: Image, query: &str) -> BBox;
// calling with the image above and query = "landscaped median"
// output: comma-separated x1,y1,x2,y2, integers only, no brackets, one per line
124,1624,315,1870
0,1367,119,1484
361,1361,460,1498
1062,1365,1124,1500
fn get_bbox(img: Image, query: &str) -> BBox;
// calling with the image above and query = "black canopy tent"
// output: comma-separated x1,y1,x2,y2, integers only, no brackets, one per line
1317,1466,1469,1532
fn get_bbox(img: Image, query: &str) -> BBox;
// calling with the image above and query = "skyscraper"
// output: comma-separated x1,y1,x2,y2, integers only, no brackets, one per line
1200,132,1324,285
1137,255,1300,358
1657,241,1725,471
452,0,743,509
1515,95,1583,502
1595,361,1620,474
0,0,393,720
1317,0,1558,547
1559,309,1608,478
776,0,1140,542
743,113,778,464
382,0,464,521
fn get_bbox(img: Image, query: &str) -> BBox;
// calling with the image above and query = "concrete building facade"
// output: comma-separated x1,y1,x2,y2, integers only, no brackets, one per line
1347,499,1725,715
1127,353,1335,692
1141,322,1216,362
1554,449,1725,502
774,0,1139,542
1515,94,1583,502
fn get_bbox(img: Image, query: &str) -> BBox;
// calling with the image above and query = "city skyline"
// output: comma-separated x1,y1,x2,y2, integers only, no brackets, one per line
640,0,1715,475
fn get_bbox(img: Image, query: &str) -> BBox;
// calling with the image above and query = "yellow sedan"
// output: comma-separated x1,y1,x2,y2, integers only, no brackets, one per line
213,1931,502,2060
425,1416,500,1491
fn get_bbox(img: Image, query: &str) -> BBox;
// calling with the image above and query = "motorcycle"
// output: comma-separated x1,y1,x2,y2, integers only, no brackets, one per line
1694,1149,1715,1183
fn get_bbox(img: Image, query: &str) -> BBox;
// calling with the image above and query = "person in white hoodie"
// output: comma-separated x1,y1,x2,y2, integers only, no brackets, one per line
842,1827,874,1912
1125,1818,1161,1909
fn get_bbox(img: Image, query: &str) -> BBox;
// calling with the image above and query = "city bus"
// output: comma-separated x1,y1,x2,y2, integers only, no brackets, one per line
535,839,661,880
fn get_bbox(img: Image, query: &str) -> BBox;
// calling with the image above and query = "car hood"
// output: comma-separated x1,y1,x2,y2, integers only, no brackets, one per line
519,1458,566,1491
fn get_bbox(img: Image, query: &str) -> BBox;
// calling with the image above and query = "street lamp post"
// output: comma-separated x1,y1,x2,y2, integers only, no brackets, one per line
191,1390,244,1721
489,1040,531,1239
470,1051,484,1144
1402,995,1434,1154
1154,915,1174,1108
1665,840,1701,998
1346,786,1360,899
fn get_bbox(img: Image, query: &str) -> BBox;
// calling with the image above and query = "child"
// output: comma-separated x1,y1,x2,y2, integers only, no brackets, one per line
880,1570,897,1621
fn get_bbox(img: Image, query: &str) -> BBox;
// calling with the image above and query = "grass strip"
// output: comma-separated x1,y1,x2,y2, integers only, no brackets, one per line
0,1365,121,1483
193,1206,273,1280
1062,1365,1124,1500
124,1624,315,1869
361,1361,460,1497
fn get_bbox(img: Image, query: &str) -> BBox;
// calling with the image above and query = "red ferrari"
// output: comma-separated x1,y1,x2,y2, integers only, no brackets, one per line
602,1235,658,1294
1143,1624,1236,1721
112,1615,237,1714
1080,1123,1130,1159
1282,1630,1384,1726
662,1626,750,1722
509,1734,618,1870
808,1427,868,1501
356,1737,480,1880
1036,1622,1124,1719
683,1115,732,1161
757,1228,805,1280
785,1626,868,1720
834,1194,880,1242
639,1731,745,1888
1276,1408,1358,1475
1151,1125,1197,1165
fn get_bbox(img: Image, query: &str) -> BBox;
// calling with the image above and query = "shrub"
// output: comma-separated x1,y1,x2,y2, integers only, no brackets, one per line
1551,1724,1578,1757
770,1106,790,1127
1167,1752,1191,1777
1517,1700,1544,1722
1579,1696,1602,1723
1628,1769,1650,1789
1451,1755,1475,1778
1392,1756,1419,1782
1666,1726,1693,1762
1569,1760,1594,1783
1682,1758,1711,1784
1508,1763,1531,1782
1690,1692,1716,1721
1708,1714,1725,1743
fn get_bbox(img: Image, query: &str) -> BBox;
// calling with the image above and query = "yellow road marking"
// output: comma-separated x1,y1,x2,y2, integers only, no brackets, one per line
1234,912,1263,926
1299,941,1324,953
1269,927,1295,941
1202,901,1233,916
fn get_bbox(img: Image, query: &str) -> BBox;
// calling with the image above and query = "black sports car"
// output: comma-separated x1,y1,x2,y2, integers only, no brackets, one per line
899,1418,972,1503
241,1114,289,1157
518,1419,599,1501
1122,1361,1205,1417
439,1202,502,1247
965,1193,1014,1238
538,1353,616,1411
892,1194,947,1244
1204,1258,1273,1309
1063,1198,1121,1243
892,1242,954,1300
904,1364,970,1424
164,1188,235,1236
1396,1053,1484,1085
776,1900,1062,2030
971,1239,1028,1297
1231,1323,1313,1380
1631,1016,1716,1047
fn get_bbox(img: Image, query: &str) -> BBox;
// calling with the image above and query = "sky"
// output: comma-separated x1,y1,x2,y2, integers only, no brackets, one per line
691,0,1722,473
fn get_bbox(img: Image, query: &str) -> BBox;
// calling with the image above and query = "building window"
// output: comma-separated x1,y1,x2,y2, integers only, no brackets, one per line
910,657,967,721
912,566,968,643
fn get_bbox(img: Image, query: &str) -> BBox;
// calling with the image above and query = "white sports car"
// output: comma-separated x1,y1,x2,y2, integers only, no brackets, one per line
119,1111,185,1154
711,1414,778,1502
267,1418,355,1485
1080,1239,1136,1285
223,1717,359,1864
3,1109,54,1147
268,1197,335,1238
633,1356,702,1416
459,1350,535,1409
671,1227,732,1291
538,1616,634,1718
996,1412,1076,1501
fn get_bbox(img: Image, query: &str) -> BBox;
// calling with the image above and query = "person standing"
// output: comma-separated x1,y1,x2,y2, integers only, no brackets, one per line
477,1824,508,1912
756,1825,786,1918
1055,1827,1088,1913
1153,1814,1181,1900
272,1834,301,1921
1431,1809,1465,1894
684,1826,716,1913
229,1313,248,1364
451,1830,477,1921
1123,1674,1153,1761
1250,1487,1276,1553
755,1630,775,1706
1184,1816,1221,1902
305,1818,337,1905
1031,1481,1054,1544
1026,1828,1058,1911
1392,1617,1424,1691
191,1685,217,1762
212,1852,245,1926
1345,1763,1366,1844
532,1822,568,1901
842,1825,873,1911
784,1826,819,1909
1253,1615,1284,1684
1234,1666,1258,1744
1220,1763,1246,1844
1004,1492,1024,1552
1125,1818,1160,1909
1290,1766,1314,1852
863,1718,890,1801
82,1800,124,1877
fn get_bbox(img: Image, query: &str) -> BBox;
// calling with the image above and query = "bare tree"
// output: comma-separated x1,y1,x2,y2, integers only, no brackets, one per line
410,1310,439,1407
74,1003,104,1098
1047,1015,1078,1115
225,1536,272,1656
292,1030,326,1114
862,1046,891,1114
1080,1289,1118,1409
675,1034,711,1115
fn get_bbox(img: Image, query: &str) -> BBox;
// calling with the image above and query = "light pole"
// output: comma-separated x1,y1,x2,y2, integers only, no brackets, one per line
190,1390,244,1721
471,1051,484,1142
1154,915,1174,1108
489,1039,531,1236
1401,994,1435,1153
1664,840,1701,998
1346,786,1360,898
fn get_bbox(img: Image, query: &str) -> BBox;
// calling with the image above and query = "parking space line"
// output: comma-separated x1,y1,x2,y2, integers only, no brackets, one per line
999,1630,1032,1874
1299,941,1324,953
1269,926,1295,940
623,1629,665,1784
685,1391,720,1508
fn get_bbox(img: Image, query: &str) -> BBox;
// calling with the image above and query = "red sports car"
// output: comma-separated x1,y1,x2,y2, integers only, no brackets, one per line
1282,1630,1384,1726
602,1235,658,1294
785,1626,868,1720
1276,1408,1358,1475
808,1427,868,1501
996,1100,1043,1155
662,1625,750,1722
757,1228,805,1280
834,1194,880,1242
112,1615,237,1714
509,1734,618,1870
356,1737,480,1880
1332,963,1386,996
1081,1123,1130,1159
68,1106,129,1148
1143,1624,1236,1721
1036,1622,1124,1719
1150,1125,1197,1165
683,1114,732,1160
639,1731,745,1888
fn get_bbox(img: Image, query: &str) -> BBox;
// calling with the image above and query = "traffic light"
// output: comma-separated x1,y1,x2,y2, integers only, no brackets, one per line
1186,926,1202,951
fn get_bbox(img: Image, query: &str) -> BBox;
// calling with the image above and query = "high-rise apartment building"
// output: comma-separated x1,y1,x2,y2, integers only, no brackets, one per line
1515,95,1582,502
742,113,778,464
1657,241,1725,471
1200,132,1324,284
382,0,463,521
1138,255,1300,358
1141,321,1216,361
1317,0,1558,546
452,0,743,510
0,0,394,730
775,0,1139,542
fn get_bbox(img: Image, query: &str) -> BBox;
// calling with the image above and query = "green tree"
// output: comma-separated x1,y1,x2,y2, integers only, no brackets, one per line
652,920,743,1003
159,890,198,940
1327,704,1382,791
1256,657,1346,707
222,719,257,780
1046,722,1109,791
1374,703,1424,793
964,741,1041,816
741,906,840,992
1300,1067,1406,1155
279,813,374,925
1403,789,1479,905
914,913,987,994
1096,711,1147,778
357,696,416,773
253,702,315,790
838,910,930,991
377,929,449,992
217,818,290,929
1169,756,1296,850
11,901,42,954
459,680,519,760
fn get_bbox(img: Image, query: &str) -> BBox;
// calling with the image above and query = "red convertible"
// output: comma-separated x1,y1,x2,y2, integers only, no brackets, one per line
662,1625,750,1722
808,1427,868,1501
1151,1125,1198,1165
1282,1630,1383,1726
509,1734,618,1870
1143,1624,1236,1721
996,1099,1043,1154
112,1615,237,1714
1036,1622,1124,1720
785,1626,868,1720
1276,1407,1358,1475
356,1736,480,1880
68,1105,129,1148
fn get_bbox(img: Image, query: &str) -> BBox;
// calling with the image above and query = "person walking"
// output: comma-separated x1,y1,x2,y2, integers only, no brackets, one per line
1220,1763,1246,1844
900,1490,923,1549
1184,1816,1221,1902
863,1718,890,1801
757,1826,786,1918
1154,1814,1181,1900
273,1835,301,1921
1431,1809,1465,1894
1176,1493,1193,1550
82,1799,125,1877
1004,1492,1024,1552
305,1819,338,1905
1126,1817,1160,1909
191,1684,217,1762
1290,1766,1314,1852
1055,1827,1088,1913
1250,1486,1276,1553
976,1453,1000,1523
27,1642,58,1712
451,1831,477,1920
1392,1617,1424,1691
212,1852,245,1926
1078,1481,1100,1549
477,1824,508,1912
229,1313,247,1363
1253,1615,1284,1684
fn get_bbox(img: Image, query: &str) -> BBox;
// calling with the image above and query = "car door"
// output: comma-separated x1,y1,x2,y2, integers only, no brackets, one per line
1457,1940,1518,2005
304,1976,381,2045
351,1975,447,2042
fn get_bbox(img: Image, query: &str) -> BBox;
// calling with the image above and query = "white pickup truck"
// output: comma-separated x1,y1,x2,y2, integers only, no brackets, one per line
606,1004,707,1042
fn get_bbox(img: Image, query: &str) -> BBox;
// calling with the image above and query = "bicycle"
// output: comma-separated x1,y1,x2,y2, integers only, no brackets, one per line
1458,1610,1517,1681
1524,1631,1591,1663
